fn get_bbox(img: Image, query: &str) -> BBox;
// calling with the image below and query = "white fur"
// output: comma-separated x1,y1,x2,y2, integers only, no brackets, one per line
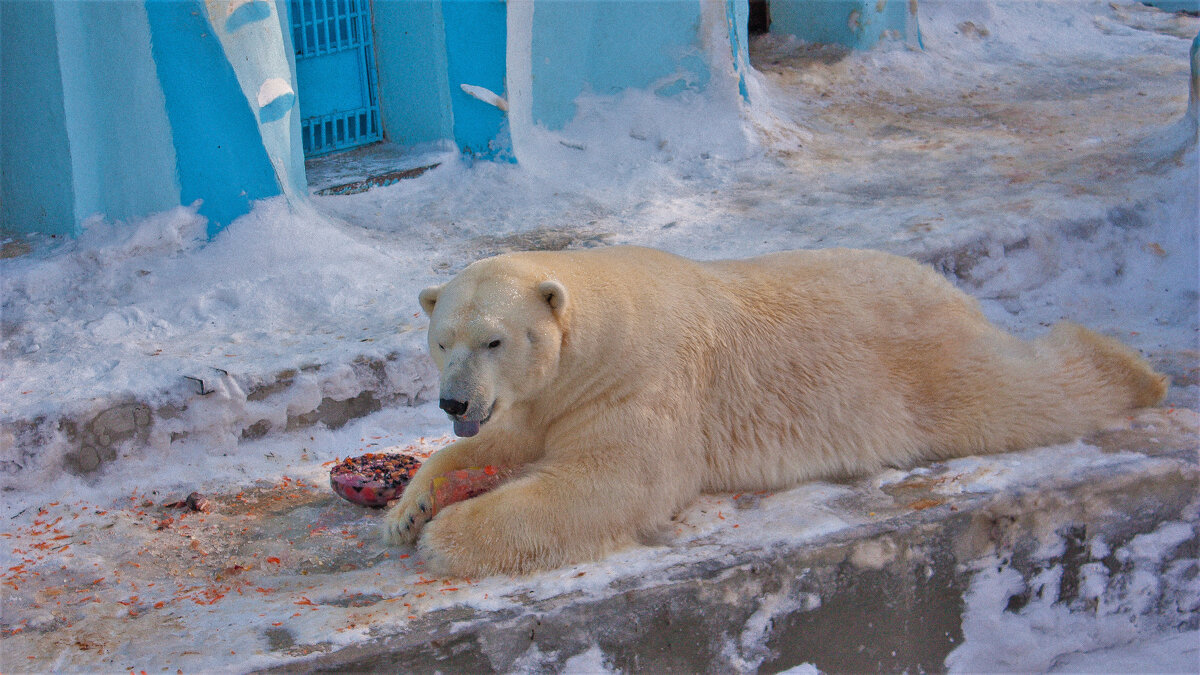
384,246,1167,576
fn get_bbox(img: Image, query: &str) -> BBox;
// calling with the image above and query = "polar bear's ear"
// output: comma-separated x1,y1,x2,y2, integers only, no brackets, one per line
418,284,443,316
538,280,568,316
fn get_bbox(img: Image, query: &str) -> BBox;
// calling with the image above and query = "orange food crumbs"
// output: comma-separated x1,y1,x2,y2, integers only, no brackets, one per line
717,511,725,520
154,601,165,609
272,622,282,626
266,557,281,564
295,596,316,606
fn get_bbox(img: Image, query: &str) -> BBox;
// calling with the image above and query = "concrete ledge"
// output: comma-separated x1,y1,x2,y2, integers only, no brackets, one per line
262,434,1198,673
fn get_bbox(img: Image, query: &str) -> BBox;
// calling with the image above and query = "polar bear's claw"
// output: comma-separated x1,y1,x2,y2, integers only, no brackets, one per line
382,491,433,546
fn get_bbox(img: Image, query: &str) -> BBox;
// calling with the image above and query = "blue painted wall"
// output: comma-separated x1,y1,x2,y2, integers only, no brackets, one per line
55,1,179,229
372,0,455,148
529,0,713,130
145,0,284,237
1,0,753,237
2,0,299,238
1,1,77,236
770,0,920,50
442,0,513,160
214,0,306,199
1144,1,1199,12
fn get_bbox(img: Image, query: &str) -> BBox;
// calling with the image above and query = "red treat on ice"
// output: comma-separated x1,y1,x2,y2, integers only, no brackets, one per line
330,453,422,508
430,465,507,515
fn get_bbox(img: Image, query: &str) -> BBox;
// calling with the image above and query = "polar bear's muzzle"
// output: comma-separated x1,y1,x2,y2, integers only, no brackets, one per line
439,398,494,438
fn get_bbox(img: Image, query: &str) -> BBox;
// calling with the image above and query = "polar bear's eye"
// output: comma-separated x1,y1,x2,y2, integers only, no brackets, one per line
438,343,446,351
488,339,502,349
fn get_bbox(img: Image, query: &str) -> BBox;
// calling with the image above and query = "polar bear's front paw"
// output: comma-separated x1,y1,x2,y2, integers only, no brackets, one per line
382,489,433,546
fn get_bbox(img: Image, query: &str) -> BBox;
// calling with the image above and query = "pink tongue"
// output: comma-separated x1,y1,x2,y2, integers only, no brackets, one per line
454,419,480,437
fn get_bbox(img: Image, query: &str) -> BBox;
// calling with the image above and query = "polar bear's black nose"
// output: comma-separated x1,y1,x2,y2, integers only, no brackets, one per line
439,398,469,416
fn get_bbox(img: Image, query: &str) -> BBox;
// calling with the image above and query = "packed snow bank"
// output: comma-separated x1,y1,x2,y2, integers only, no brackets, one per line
1,200,419,419
1,200,440,488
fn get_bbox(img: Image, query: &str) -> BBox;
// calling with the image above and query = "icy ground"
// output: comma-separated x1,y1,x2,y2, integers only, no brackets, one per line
1,0,1198,672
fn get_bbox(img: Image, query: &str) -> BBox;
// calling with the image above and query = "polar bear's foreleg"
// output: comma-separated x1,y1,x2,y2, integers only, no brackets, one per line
383,436,505,545
416,428,692,576
415,469,634,576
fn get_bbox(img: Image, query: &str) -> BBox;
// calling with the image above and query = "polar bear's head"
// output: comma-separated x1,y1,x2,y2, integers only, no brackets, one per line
419,260,568,437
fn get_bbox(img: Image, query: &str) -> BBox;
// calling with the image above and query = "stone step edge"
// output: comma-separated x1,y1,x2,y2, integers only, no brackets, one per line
257,450,1199,673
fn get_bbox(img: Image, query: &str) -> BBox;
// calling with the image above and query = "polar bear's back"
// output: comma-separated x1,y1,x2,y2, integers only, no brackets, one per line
487,246,1163,490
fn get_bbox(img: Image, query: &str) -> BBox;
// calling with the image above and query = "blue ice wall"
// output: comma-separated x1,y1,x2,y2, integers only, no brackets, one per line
770,0,920,50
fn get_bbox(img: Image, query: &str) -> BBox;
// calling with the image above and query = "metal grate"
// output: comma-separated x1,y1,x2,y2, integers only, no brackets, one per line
290,0,380,156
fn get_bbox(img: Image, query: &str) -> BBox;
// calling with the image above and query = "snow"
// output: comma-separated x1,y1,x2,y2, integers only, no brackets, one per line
947,518,1200,674
560,645,618,674
1,0,1197,672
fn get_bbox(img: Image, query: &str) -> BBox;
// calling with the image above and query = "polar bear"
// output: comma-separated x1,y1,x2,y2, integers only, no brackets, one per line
384,246,1166,576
